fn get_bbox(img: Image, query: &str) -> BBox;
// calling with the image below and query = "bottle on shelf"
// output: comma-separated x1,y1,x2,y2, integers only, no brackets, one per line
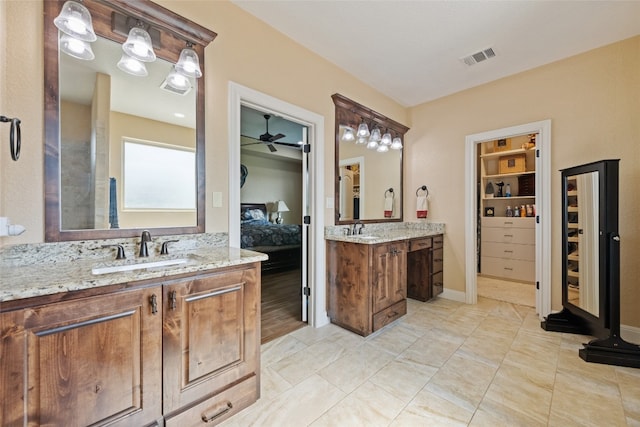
506,205,513,217
505,183,511,197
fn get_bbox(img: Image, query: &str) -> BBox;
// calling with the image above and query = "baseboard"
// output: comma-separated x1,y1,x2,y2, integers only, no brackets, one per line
621,324,640,344
441,288,466,303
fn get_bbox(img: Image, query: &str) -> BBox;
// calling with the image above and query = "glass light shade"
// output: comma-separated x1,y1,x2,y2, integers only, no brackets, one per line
377,143,390,152
341,127,355,142
366,140,379,150
356,137,367,145
122,27,156,62
356,122,370,138
175,47,202,78
117,53,148,76
381,131,392,146
370,128,381,142
165,67,192,91
54,0,97,42
391,136,403,150
59,34,94,60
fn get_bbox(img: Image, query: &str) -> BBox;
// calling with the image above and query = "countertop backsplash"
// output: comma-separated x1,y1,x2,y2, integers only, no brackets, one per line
0,232,229,268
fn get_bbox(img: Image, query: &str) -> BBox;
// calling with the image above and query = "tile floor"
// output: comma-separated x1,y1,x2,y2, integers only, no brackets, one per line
221,297,640,426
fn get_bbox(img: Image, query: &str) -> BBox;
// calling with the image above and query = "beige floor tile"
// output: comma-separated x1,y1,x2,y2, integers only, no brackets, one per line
271,339,349,385
261,334,308,368
425,352,498,413
470,398,546,427
369,358,438,403
456,331,513,368
391,388,474,426
398,328,465,368
310,381,406,426
289,322,349,345
616,366,640,422
477,275,535,307
260,365,293,400
366,322,422,356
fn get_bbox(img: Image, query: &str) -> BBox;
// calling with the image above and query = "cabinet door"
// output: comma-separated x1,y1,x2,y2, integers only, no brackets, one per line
163,266,260,414
371,242,407,314
20,287,163,427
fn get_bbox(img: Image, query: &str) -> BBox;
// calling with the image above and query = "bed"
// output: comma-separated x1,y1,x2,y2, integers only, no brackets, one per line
240,203,302,273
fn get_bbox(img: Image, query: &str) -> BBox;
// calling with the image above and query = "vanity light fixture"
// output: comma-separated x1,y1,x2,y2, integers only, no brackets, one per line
164,66,192,92
391,134,403,150
381,130,392,146
341,126,355,142
117,53,148,76
376,143,390,153
59,33,94,60
122,23,156,62
175,42,202,78
54,0,96,42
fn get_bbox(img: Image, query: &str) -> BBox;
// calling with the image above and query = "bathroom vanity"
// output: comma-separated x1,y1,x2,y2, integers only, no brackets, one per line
0,247,265,426
326,229,444,336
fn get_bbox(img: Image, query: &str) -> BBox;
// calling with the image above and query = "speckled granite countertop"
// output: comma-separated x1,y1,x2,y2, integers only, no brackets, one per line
0,246,267,303
325,228,443,244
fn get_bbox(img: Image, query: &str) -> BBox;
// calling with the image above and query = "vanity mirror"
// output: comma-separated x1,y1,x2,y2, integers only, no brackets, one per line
44,0,216,241
332,94,409,224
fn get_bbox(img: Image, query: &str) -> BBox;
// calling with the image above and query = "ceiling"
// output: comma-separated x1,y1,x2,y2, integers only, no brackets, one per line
231,0,640,107
240,105,306,146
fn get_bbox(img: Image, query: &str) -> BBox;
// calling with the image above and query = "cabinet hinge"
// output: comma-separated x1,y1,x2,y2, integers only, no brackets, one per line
536,149,540,158
303,215,311,225
536,215,540,224
536,281,540,290
303,144,311,153
303,287,311,296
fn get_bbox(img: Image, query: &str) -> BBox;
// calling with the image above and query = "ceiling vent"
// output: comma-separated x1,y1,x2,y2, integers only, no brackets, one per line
461,47,496,66
159,79,192,96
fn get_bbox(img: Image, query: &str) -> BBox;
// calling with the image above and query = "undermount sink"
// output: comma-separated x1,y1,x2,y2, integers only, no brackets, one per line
91,258,191,275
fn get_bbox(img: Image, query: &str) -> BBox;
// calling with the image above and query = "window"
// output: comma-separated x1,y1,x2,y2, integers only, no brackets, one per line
123,139,196,210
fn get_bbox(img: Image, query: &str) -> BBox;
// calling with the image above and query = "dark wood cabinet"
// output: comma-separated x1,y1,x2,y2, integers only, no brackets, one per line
327,240,407,336
407,234,444,302
1,287,163,427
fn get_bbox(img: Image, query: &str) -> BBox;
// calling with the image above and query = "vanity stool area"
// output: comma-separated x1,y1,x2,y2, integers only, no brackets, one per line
326,226,445,337
0,243,266,426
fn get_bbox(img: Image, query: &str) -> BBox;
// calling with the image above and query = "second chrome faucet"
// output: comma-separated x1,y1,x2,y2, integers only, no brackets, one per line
139,230,152,257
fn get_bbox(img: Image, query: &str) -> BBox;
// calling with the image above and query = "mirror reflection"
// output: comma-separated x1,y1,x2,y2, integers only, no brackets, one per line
59,36,197,231
332,94,408,224
566,171,600,316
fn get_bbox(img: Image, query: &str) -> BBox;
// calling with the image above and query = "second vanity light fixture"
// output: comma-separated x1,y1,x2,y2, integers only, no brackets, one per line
341,119,403,152
54,0,203,90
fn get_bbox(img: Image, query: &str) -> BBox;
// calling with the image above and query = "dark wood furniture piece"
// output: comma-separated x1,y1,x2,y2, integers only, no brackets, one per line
327,239,408,336
407,234,444,301
542,159,640,368
0,263,261,426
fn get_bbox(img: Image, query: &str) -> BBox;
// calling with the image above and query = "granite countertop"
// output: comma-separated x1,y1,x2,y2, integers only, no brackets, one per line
325,229,443,244
0,247,267,303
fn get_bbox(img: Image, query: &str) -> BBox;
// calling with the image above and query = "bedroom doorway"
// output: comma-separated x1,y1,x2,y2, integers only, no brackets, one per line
229,82,328,343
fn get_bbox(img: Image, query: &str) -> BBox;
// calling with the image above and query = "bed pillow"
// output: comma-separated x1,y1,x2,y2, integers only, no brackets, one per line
241,208,269,224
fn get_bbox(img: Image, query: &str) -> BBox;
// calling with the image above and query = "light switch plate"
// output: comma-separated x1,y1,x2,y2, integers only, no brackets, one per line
326,197,334,209
212,192,223,207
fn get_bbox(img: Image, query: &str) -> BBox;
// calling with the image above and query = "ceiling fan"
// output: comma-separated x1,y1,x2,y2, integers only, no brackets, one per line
241,114,299,152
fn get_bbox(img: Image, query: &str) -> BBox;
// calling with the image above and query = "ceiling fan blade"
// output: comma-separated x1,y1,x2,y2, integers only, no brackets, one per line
273,141,302,148
267,144,277,152
269,133,286,142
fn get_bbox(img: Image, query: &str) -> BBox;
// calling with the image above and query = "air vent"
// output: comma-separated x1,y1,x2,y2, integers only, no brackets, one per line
461,47,496,66
159,79,192,96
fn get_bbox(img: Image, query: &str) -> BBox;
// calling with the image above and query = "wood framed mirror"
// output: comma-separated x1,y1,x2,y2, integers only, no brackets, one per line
332,94,409,225
44,0,216,241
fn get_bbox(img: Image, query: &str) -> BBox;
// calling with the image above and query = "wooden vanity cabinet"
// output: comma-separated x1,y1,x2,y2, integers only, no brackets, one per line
1,287,163,427
327,240,407,336
162,266,260,425
407,234,444,301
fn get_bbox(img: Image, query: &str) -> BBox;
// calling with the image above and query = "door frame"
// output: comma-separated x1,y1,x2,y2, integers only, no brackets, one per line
228,82,330,328
464,120,552,318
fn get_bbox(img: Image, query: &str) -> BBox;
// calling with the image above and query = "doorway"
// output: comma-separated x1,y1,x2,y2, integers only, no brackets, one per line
228,82,330,335
464,120,552,318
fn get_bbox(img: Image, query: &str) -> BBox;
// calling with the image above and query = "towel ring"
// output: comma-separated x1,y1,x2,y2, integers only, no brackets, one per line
385,188,394,198
0,115,21,161
416,185,429,197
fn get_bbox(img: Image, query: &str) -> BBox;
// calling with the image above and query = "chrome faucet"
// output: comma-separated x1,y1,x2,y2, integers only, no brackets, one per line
139,230,152,257
351,220,363,235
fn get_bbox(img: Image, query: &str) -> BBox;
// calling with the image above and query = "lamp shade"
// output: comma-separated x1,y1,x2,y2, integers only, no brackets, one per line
175,47,202,78
117,53,148,76
122,26,156,62
60,33,94,60
54,0,97,42
275,200,289,212
165,67,192,91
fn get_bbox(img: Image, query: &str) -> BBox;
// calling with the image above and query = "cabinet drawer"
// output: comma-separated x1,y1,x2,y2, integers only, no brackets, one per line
482,241,535,261
432,248,443,273
165,375,258,427
373,299,406,332
481,257,535,282
409,237,432,251
432,271,443,297
481,217,535,229
432,234,444,249
481,226,534,245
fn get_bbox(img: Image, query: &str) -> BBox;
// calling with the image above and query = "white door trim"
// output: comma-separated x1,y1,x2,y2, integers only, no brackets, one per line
228,81,329,328
464,120,552,318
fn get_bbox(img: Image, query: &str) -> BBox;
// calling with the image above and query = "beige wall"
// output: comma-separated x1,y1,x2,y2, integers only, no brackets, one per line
407,36,640,326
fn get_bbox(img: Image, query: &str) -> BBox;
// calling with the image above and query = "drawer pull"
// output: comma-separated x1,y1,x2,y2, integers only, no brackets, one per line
504,250,513,253
504,221,513,225
169,290,177,310
387,311,398,318
503,234,513,238
504,267,513,271
434,258,443,262
149,294,158,315
202,402,233,423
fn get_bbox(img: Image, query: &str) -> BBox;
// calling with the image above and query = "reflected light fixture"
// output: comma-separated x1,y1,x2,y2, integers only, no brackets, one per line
54,0,97,42
175,43,202,78
369,127,382,143
356,121,370,138
377,143,390,153
165,66,192,91
381,130,392,146
59,33,94,60
391,134,403,150
122,24,156,62
366,140,379,150
341,126,355,142
117,53,148,76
